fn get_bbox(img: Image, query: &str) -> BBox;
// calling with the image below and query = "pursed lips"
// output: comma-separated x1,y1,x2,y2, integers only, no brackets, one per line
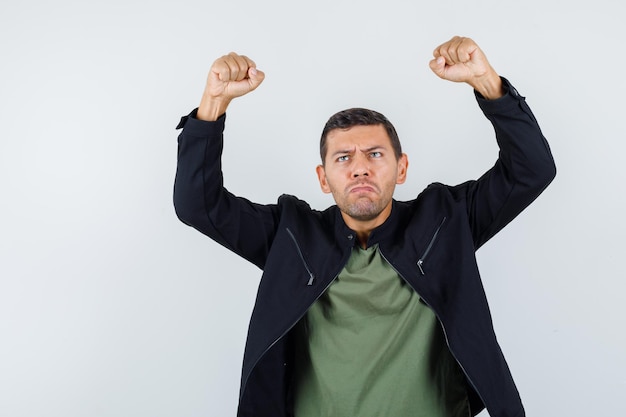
347,181,379,194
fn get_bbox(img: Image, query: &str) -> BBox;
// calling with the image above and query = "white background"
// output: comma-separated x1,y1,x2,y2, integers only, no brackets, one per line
1,0,624,416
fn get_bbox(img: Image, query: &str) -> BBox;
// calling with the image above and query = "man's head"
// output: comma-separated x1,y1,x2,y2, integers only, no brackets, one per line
320,108,402,164
316,108,409,233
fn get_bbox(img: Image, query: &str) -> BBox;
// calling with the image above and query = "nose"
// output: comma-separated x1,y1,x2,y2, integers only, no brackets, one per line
351,154,370,178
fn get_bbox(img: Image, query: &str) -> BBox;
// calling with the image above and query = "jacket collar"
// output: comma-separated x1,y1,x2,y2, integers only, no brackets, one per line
332,200,402,249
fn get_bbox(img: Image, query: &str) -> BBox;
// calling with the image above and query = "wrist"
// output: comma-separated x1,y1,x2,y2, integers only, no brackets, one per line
471,70,503,100
197,95,231,121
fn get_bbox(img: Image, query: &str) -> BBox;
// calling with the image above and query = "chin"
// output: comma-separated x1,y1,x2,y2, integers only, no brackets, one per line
345,203,384,221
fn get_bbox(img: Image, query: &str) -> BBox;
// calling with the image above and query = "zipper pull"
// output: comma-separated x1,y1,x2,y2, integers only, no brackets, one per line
417,216,447,276
286,228,316,286
417,259,425,275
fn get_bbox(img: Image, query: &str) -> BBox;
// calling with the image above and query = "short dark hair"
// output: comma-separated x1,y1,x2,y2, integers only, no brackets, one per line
320,108,402,164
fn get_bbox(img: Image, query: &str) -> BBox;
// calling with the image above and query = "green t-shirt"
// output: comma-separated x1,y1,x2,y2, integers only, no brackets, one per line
293,245,469,417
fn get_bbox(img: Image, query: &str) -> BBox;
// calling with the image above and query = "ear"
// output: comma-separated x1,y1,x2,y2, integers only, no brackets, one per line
316,165,332,194
396,153,409,185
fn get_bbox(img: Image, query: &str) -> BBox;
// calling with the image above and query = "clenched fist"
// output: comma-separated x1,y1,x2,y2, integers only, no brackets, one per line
429,36,503,100
198,52,266,121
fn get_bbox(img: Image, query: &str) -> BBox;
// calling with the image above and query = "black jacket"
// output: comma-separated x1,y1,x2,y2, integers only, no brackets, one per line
174,78,556,417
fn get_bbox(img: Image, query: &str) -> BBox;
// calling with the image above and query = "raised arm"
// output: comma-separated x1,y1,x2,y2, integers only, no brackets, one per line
174,54,278,269
428,36,556,248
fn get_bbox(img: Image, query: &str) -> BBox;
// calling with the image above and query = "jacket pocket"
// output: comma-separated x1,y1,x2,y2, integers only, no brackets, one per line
417,217,447,275
286,228,316,286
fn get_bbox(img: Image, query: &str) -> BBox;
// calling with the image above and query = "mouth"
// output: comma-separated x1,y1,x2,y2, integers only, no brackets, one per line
348,182,378,194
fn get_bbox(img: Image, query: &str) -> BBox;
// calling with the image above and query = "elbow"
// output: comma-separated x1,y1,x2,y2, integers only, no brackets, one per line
542,158,557,187
173,188,194,227
530,158,557,193
173,200,187,224
173,201,188,226
540,137,557,186
548,161,557,183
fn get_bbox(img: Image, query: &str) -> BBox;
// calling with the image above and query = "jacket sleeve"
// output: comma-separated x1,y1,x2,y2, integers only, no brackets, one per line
173,110,280,270
453,77,557,250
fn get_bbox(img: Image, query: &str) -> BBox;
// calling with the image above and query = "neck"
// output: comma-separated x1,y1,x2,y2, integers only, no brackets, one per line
340,203,392,249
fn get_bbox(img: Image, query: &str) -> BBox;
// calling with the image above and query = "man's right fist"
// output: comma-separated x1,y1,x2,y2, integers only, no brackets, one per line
198,52,265,121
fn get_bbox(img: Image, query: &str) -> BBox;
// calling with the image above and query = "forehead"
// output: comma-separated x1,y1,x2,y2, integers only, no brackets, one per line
325,124,391,149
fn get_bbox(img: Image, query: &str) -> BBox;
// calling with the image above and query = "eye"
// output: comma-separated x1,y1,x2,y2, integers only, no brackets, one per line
370,151,382,158
337,155,350,162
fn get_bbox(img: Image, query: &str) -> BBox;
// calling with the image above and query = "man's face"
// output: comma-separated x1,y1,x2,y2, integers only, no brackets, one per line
316,124,408,228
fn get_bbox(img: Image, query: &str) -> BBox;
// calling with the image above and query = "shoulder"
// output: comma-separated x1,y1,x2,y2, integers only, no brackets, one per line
277,194,316,213
392,182,474,220
277,194,337,222
423,181,477,203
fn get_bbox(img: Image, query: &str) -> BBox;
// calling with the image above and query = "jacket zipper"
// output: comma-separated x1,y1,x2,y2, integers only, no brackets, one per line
417,216,447,275
240,250,350,401
286,228,315,285
379,249,485,413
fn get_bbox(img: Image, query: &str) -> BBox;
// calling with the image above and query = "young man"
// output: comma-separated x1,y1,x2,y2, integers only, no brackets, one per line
174,36,556,417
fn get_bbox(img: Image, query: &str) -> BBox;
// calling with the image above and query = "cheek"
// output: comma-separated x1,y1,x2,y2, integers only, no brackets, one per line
324,177,341,194
320,171,342,194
